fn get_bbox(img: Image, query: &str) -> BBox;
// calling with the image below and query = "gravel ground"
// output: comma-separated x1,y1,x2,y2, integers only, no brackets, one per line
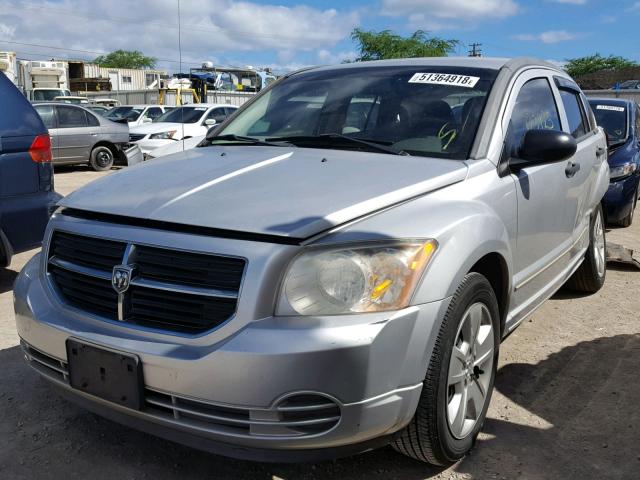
1,165,638,480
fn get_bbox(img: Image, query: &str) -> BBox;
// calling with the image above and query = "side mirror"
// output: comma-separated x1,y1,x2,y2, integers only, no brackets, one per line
205,118,217,126
510,129,577,170
142,117,152,123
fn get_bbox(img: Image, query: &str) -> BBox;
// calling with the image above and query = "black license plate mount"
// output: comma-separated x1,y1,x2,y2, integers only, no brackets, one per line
66,339,144,410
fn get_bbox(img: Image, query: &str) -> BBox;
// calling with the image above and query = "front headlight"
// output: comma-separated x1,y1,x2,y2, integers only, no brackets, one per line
276,240,438,316
610,162,637,180
150,130,177,140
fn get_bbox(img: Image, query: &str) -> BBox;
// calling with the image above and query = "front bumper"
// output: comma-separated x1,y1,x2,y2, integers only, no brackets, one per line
602,174,639,223
14,253,449,458
133,138,175,155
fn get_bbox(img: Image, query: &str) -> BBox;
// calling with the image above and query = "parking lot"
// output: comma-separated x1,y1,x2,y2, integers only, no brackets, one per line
0,166,638,480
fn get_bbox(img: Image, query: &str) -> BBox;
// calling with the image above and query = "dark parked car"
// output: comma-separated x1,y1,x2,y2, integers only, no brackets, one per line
0,73,62,266
589,98,640,226
33,103,129,171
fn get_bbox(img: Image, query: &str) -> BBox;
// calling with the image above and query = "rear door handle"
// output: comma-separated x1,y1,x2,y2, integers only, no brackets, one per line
565,161,581,178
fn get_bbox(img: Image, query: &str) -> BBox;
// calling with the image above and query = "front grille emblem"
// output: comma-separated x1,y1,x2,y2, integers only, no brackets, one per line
112,265,135,294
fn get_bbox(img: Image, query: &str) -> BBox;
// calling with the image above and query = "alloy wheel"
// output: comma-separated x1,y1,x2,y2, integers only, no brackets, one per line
593,209,606,278
446,302,495,440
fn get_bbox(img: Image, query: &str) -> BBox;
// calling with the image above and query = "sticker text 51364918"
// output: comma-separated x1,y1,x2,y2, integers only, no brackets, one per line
408,73,480,88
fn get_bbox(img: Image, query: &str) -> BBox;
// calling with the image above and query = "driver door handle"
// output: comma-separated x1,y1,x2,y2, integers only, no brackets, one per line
565,161,581,178
596,146,606,157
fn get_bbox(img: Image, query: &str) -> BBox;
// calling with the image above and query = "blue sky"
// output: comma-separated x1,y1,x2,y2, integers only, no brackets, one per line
0,0,639,73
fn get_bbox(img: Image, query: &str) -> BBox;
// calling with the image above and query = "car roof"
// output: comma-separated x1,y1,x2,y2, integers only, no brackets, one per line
304,56,562,74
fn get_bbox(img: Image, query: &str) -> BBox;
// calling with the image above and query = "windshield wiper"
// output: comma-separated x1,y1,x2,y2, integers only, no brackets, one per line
266,134,409,156
207,134,290,147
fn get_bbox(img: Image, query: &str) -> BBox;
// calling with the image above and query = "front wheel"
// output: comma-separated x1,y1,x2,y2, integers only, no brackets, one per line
393,273,500,466
89,145,114,172
565,203,606,293
617,187,637,227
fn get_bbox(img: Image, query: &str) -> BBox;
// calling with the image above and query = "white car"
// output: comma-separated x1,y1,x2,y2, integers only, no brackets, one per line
129,104,237,155
146,135,205,159
104,105,173,128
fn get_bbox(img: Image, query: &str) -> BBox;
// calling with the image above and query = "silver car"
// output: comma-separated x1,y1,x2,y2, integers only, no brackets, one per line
33,103,129,171
15,57,609,465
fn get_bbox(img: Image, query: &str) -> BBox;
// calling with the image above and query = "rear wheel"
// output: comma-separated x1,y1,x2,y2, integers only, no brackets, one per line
566,203,606,293
393,273,500,466
89,145,114,171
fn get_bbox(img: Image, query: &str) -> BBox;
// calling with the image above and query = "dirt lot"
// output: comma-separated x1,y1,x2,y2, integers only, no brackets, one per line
1,166,638,480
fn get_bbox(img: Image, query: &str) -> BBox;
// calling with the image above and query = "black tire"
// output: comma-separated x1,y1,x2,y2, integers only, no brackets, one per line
393,272,500,466
617,187,637,227
89,145,114,172
565,203,606,293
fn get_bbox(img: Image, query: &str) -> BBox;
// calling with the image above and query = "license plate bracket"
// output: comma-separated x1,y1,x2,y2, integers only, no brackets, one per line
66,339,144,410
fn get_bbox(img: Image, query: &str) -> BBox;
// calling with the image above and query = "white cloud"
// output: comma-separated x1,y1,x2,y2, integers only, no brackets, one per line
549,0,586,4
514,30,580,44
317,49,356,64
629,1,640,10
0,23,16,38
0,0,359,72
381,0,519,20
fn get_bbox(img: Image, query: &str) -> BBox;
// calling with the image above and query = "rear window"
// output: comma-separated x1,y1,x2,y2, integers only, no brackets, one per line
0,73,46,138
34,105,56,129
589,102,628,144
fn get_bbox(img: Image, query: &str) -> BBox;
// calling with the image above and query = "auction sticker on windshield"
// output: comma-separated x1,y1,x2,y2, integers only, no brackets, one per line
408,73,480,88
596,105,625,112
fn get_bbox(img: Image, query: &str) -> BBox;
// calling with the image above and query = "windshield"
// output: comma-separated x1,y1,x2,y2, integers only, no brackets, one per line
153,106,207,123
217,66,498,159
104,106,143,121
590,102,628,143
33,89,66,101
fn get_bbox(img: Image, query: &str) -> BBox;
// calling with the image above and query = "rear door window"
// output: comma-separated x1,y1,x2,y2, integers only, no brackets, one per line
34,105,56,129
56,106,88,128
86,112,100,127
559,90,588,139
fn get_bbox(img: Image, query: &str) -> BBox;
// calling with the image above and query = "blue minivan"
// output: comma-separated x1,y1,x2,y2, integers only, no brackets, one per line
0,72,62,266
589,98,640,226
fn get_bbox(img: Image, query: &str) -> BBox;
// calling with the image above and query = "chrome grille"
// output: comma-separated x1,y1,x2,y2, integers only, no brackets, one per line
47,231,246,334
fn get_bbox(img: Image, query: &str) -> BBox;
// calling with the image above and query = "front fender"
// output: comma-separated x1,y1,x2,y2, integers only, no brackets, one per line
317,193,514,306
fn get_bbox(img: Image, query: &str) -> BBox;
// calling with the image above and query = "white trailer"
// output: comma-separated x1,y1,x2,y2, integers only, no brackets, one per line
18,60,71,101
0,52,18,84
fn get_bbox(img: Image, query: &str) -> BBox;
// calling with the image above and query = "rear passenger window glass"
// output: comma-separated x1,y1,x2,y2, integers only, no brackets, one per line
35,105,55,129
56,106,87,128
86,112,100,127
560,90,588,139
504,78,561,159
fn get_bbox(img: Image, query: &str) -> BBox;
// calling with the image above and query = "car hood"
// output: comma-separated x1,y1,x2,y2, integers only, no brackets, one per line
129,122,184,134
608,139,637,167
60,146,468,239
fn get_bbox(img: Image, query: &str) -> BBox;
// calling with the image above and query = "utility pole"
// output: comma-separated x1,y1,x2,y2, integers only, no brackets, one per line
468,43,482,57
